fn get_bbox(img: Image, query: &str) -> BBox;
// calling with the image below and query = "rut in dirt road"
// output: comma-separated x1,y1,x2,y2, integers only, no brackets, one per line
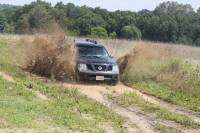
62,82,200,133
111,83,200,124
62,83,156,133
130,86,200,123
103,96,155,133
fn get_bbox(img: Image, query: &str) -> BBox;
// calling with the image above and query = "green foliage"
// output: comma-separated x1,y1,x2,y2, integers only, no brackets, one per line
28,5,53,30
154,1,194,14
178,36,193,45
3,23,14,33
109,32,117,39
121,25,142,40
0,13,7,32
91,26,108,38
15,14,30,33
75,8,106,35
195,38,200,46
0,1,200,45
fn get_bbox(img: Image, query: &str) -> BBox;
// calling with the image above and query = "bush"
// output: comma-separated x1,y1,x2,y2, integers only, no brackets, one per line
195,38,200,46
91,26,108,38
109,32,117,39
121,25,142,40
3,23,15,33
178,36,193,45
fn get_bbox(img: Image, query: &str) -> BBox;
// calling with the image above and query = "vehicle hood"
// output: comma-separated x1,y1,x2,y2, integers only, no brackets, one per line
76,56,116,64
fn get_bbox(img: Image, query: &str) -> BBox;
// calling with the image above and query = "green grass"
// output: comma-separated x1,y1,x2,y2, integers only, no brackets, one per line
154,123,183,133
111,92,200,129
0,37,125,132
132,81,200,112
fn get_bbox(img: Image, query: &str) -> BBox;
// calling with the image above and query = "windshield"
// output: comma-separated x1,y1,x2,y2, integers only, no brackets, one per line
77,45,109,57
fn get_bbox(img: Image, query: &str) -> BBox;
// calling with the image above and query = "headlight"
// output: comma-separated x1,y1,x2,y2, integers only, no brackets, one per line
78,64,87,72
112,64,119,73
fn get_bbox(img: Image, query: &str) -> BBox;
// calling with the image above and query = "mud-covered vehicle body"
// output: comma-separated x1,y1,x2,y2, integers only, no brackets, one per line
75,39,119,84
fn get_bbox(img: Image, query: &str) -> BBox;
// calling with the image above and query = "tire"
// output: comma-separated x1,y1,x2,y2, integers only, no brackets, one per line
75,71,80,82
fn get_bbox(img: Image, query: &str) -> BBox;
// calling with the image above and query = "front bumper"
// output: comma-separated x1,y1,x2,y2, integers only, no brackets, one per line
78,71,119,82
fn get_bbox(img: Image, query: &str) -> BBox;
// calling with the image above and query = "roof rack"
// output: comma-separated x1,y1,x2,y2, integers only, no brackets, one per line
85,39,98,44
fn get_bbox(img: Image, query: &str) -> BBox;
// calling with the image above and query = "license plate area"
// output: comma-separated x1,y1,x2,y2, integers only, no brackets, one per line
96,76,104,81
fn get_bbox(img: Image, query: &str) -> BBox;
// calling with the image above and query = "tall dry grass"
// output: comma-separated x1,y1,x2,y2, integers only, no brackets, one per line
119,42,200,96
2,33,200,93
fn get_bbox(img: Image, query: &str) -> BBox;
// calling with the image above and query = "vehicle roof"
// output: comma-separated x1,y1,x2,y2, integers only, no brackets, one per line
75,40,103,47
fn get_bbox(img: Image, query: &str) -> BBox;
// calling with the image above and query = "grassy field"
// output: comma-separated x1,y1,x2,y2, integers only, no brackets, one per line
1,34,200,132
0,36,125,132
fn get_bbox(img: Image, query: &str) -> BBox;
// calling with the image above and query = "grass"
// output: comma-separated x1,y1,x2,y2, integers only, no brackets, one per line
111,92,200,129
133,81,200,112
0,36,125,132
154,123,183,133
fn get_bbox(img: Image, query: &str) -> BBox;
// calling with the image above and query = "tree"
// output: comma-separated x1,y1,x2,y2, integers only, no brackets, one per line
91,26,108,38
109,32,117,39
75,8,105,35
157,14,178,42
0,1,200,46
178,36,192,45
198,8,200,13
121,25,142,40
3,23,14,33
0,13,6,32
155,2,194,14
195,38,200,46
15,14,30,33
111,11,137,37
192,25,200,45
28,5,53,30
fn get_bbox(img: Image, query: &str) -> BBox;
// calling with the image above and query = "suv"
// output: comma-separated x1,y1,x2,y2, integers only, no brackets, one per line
75,39,119,85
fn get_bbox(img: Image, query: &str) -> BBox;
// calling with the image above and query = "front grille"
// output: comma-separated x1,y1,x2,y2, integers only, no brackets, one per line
108,65,113,71
94,65,107,71
86,64,113,71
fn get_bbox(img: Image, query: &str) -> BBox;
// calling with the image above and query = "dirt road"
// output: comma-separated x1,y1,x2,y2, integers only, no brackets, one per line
1,72,200,133
62,82,200,133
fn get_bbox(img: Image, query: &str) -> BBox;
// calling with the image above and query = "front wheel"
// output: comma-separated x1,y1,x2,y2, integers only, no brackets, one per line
75,70,80,82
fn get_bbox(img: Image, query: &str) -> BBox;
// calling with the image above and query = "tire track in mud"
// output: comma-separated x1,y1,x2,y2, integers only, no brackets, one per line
103,95,155,133
112,84,200,124
62,83,156,133
62,82,200,133
130,86,200,123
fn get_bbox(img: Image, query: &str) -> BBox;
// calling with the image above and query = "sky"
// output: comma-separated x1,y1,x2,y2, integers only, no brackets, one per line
0,0,199,11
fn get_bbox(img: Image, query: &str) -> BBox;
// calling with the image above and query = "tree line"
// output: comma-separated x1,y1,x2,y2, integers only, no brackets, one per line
0,0,200,46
